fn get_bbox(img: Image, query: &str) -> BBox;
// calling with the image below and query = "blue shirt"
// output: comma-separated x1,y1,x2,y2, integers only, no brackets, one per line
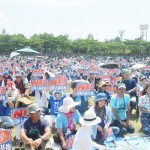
49,94,66,116
0,102,11,116
56,110,81,133
110,94,130,120
123,79,136,97
22,117,50,140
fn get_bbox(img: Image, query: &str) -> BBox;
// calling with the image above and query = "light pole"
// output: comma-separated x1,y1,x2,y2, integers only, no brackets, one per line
140,24,149,41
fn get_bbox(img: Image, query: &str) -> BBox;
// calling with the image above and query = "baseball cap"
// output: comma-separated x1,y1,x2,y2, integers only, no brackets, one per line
117,83,126,89
27,103,41,114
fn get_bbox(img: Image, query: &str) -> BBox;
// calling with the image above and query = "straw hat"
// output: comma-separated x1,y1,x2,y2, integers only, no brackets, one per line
80,110,101,126
18,97,32,105
58,97,80,113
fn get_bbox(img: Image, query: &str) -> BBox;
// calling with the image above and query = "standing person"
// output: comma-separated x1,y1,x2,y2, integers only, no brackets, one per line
55,97,81,150
138,84,150,135
110,83,135,136
20,103,51,150
72,110,108,150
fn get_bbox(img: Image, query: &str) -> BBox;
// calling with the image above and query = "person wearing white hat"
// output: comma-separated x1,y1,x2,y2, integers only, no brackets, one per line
72,110,108,150
55,97,81,150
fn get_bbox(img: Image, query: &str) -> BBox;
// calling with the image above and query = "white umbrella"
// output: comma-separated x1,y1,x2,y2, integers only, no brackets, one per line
131,64,145,69
9,51,20,59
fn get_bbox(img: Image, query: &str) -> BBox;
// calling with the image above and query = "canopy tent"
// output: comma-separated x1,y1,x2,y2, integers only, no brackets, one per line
16,47,41,54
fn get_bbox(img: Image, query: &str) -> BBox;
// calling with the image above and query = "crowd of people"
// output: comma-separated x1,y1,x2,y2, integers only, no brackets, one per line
0,55,150,150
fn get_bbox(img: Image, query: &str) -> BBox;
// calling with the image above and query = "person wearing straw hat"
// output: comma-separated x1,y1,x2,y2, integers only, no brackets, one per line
20,103,51,150
54,97,81,150
96,81,111,103
72,110,108,150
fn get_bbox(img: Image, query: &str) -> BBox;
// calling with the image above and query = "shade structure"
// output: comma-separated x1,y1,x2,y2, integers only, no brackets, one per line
16,47,41,54
100,63,118,69
10,51,20,58
131,64,145,69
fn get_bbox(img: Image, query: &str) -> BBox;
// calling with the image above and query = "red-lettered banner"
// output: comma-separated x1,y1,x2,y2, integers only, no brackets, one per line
32,69,44,76
31,79,47,90
11,108,28,126
0,129,12,150
49,75,67,91
76,83,94,96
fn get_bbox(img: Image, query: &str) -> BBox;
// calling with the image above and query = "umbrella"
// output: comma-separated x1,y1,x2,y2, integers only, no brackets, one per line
16,47,41,54
9,51,20,58
131,64,145,69
100,63,118,69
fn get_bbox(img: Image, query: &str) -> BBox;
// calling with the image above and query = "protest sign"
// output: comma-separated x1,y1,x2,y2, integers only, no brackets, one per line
24,63,33,69
11,108,28,126
31,79,47,90
144,66,150,70
76,83,94,96
32,69,44,76
0,86,6,101
3,64,10,69
0,129,12,150
90,66,99,74
13,63,19,68
49,75,67,91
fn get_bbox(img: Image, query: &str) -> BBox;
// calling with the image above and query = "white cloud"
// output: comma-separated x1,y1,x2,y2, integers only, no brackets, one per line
6,0,99,8
0,12,12,27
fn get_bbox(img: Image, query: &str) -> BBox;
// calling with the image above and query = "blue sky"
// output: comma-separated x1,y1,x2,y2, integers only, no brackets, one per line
0,0,150,41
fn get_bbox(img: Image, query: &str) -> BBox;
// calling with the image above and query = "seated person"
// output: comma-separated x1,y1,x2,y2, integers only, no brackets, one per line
91,93,120,143
20,103,51,150
138,84,150,135
110,83,135,136
54,97,81,150
0,93,14,128
72,110,108,150
96,81,111,103
46,90,66,133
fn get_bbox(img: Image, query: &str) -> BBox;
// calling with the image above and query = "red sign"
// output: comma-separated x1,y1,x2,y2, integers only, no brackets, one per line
49,78,67,86
77,83,94,91
31,79,47,87
11,108,28,119
32,69,44,75
0,130,11,144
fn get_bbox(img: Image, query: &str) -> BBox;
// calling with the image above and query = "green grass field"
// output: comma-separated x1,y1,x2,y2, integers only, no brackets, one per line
12,97,143,149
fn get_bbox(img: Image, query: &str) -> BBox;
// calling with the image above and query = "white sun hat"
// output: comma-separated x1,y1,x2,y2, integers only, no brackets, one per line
80,110,101,126
58,97,81,113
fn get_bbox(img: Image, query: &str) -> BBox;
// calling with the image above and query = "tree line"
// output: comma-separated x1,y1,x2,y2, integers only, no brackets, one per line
0,31,150,56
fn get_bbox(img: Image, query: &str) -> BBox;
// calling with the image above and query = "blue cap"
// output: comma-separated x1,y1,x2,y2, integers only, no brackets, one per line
4,70,9,75
95,93,107,103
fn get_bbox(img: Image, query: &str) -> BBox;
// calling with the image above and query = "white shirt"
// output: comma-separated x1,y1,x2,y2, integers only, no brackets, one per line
72,126,107,150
